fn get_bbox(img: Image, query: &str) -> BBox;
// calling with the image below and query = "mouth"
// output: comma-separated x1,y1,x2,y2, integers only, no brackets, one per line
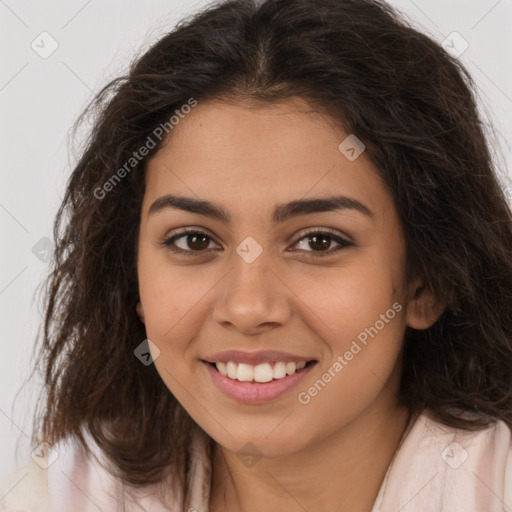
201,359,318,404
206,360,317,382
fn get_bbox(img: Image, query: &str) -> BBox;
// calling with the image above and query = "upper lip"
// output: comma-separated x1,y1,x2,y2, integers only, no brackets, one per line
202,350,317,365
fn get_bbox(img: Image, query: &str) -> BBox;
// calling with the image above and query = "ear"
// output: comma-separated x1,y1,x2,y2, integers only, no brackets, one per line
405,277,446,330
136,301,145,324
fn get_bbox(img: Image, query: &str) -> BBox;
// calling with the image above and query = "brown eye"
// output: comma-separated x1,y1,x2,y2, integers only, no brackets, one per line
183,232,210,251
306,234,332,252
163,229,219,255
291,229,353,258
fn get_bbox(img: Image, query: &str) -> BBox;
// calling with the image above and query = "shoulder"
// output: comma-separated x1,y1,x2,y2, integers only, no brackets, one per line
0,432,119,512
1,427,209,512
0,454,48,512
506,430,512,507
377,411,512,512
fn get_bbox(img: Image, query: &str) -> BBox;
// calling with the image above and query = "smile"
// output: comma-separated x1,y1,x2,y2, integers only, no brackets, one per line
214,360,309,382
202,359,317,404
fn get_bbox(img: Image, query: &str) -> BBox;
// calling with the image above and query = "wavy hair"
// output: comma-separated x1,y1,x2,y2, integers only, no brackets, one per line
24,0,512,491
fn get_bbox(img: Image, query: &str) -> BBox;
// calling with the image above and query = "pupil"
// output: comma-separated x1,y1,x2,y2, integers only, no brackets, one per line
310,235,330,251
189,234,209,250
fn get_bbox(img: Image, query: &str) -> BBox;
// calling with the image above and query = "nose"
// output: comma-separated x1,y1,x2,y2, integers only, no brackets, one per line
211,245,292,335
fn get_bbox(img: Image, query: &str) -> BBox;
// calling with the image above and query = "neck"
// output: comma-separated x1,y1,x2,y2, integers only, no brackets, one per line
209,391,412,512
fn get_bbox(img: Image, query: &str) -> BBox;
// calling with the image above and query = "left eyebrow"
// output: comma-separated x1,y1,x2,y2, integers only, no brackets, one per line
148,194,374,225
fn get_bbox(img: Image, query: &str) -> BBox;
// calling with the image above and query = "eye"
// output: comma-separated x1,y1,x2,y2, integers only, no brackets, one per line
162,227,353,258
162,227,220,256
289,228,353,258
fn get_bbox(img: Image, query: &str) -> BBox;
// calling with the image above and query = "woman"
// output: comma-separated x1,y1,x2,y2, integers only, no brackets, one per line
2,0,511,510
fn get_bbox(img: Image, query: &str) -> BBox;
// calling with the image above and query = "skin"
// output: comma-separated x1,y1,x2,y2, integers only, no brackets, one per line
136,97,442,512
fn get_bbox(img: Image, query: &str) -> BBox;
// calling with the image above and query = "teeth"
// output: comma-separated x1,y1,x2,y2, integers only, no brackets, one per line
216,362,228,376
227,361,237,379
237,363,254,382
273,361,287,379
214,360,309,382
253,363,273,383
285,362,296,375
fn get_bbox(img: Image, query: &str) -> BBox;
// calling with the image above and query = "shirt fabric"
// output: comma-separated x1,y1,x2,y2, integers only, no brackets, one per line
1,410,511,511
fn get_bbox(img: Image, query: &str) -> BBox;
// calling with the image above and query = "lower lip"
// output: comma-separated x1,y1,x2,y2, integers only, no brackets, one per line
202,361,316,404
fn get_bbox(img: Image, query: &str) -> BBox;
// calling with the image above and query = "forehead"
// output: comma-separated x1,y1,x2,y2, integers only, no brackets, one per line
143,97,391,221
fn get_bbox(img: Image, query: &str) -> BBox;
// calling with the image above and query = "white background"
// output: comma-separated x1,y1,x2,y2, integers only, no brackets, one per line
1,0,511,486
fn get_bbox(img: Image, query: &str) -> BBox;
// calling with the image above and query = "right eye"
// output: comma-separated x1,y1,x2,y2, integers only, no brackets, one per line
162,228,220,256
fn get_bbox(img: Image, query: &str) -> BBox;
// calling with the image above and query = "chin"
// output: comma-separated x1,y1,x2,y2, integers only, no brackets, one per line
210,424,310,459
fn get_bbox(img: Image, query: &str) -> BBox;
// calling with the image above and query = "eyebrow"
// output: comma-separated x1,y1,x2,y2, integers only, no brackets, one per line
148,194,374,224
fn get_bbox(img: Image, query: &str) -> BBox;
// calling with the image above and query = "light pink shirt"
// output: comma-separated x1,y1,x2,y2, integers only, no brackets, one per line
1,410,511,511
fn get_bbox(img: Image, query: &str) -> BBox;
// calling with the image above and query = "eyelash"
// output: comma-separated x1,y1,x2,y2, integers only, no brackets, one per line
162,227,353,258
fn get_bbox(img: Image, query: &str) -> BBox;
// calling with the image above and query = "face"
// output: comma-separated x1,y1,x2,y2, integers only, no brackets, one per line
136,97,434,458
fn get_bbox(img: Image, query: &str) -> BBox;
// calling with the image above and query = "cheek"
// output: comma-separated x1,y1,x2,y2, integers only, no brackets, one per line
293,258,404,351
136,250,221,402
291,255,406,409
293,296,405,445
137,257,203,396
137,250,212,343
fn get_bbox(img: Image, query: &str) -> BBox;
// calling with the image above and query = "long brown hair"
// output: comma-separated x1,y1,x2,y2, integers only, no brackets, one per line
24,0,512,491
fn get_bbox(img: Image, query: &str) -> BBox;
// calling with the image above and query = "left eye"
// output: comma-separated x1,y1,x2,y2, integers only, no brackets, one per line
162,228,353,258
291,230,353,257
